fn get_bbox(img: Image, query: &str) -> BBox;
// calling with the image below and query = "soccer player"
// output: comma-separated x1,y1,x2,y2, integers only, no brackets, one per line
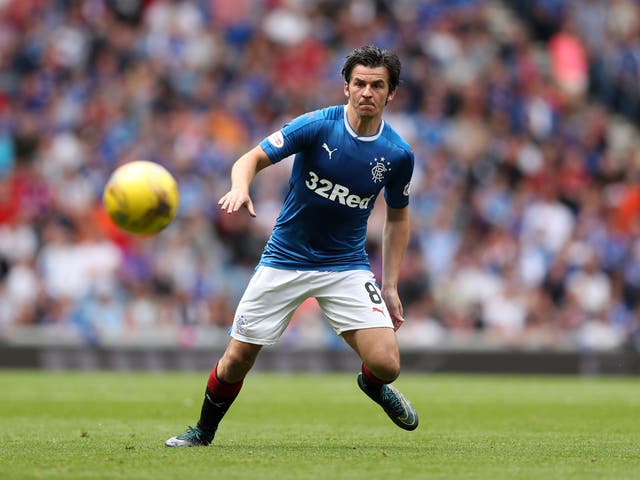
166,45,418,447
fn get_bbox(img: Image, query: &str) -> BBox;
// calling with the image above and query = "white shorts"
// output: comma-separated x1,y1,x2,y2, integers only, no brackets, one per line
230,266,393,345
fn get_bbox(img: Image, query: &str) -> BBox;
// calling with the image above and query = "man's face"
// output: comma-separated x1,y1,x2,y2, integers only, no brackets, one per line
344,65,395,119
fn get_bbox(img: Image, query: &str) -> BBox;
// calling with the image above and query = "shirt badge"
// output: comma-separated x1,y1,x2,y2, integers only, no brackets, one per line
370,157,391,183
267,130,284,148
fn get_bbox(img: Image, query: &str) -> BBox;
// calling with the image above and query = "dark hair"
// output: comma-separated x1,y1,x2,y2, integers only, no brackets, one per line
341,45,401,92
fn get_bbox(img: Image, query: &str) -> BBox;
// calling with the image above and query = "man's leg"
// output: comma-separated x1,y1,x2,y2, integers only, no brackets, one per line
342,327,418,430
165,339,262,447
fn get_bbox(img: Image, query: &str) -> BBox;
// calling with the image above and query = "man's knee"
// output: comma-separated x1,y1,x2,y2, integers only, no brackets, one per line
343,327,401,382
366,356,401,383
218,340,261,382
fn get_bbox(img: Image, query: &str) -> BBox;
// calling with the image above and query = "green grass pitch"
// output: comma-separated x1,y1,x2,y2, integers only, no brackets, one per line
1,370,639,480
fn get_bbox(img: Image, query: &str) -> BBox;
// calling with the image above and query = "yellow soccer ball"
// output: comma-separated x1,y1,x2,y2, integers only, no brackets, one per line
103,161,179,235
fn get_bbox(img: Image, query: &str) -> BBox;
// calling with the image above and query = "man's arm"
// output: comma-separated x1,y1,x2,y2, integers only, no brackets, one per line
381,205,410,330
218,145,272,217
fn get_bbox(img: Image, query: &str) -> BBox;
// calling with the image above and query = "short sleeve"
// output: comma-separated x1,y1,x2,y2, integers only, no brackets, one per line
383,149,414,209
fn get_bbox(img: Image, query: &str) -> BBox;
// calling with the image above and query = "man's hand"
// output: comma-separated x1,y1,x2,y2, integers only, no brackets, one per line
382,288,404,331
218,189,256,217
218,146,271,217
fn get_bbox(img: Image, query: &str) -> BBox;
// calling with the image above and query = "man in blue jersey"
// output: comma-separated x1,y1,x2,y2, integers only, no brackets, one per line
166,45,418,447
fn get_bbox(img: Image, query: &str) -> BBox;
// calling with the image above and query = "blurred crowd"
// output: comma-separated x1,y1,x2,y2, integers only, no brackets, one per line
1,0,640,352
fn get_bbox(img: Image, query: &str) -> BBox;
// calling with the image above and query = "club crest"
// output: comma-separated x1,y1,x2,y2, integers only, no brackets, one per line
370,157,391,183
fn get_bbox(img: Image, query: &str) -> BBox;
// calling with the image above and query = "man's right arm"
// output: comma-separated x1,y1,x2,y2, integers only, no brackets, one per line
218,145,272,217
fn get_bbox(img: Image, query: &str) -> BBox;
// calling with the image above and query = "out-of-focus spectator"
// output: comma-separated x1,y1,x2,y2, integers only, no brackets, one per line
565,249,612,316
548,18,588,107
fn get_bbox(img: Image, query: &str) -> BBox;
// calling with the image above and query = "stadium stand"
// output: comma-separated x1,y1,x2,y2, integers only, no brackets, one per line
0,0,639,357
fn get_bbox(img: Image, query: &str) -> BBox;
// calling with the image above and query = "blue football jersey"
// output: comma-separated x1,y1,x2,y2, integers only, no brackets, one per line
258,105,414,271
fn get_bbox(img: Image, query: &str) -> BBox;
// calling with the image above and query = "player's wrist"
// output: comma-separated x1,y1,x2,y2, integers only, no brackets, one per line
380,285,398,294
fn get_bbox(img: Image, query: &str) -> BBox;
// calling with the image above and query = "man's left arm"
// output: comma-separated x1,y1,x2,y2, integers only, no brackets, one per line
381,205,410,331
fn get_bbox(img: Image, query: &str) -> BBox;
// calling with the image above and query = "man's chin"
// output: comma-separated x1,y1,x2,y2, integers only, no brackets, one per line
358,106,377,116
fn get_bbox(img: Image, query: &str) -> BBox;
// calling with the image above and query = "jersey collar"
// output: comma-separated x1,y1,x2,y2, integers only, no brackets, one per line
343,105,384,142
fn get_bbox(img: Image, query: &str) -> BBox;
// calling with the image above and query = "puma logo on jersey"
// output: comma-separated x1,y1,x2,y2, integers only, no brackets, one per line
305,171,374,209
372,307,385,315
322,143,338,159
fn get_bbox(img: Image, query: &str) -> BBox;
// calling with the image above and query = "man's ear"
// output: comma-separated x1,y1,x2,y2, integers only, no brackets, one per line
344,81,350,98
386,88,397,103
